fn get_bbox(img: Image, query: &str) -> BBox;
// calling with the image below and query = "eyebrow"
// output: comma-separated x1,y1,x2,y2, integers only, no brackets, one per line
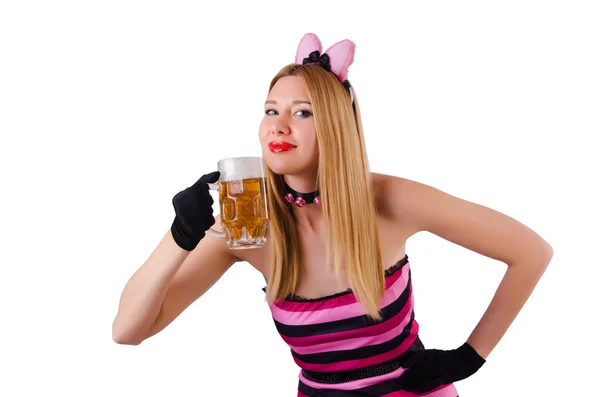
265,100,312,105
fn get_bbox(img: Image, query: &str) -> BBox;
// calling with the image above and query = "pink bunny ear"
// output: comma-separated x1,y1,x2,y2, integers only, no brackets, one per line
295,33,323,65
323,39,355,82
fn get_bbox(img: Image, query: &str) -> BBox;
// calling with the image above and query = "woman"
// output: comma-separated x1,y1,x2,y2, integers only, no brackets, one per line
112,33,553,396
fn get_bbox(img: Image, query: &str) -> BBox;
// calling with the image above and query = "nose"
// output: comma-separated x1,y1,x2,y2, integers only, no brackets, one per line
271,115,291,136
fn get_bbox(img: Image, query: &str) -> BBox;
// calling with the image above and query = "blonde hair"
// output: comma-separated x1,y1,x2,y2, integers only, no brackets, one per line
264,64,385,320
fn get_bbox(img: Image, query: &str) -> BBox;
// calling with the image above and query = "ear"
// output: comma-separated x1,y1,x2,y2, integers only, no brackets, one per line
295,33,323,64
324,39,356,81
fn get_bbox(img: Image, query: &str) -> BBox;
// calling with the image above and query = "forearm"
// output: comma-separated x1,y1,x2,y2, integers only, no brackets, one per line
466,253,552,359
112,229,189,344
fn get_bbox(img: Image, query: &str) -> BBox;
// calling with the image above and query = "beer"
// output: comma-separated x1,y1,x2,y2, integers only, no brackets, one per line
218,177,269,247
206,157,269,249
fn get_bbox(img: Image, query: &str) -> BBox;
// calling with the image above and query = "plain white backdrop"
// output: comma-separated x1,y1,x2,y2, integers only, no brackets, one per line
1,1,598,396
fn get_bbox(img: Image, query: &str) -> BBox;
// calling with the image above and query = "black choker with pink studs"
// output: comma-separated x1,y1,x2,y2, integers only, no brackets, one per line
283,183,322,208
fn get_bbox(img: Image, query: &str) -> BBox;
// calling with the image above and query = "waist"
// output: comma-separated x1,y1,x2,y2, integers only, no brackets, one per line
301,336,425,385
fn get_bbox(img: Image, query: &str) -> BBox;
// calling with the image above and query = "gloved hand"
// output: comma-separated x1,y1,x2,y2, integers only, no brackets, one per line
398,342,486,393
170,171,220,251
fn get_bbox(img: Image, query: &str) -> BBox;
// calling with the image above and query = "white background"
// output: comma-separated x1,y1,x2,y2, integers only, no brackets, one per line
1,1,598,396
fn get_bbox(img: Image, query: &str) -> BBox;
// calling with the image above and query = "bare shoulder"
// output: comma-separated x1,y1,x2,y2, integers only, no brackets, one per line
371,172,553,265
371,172,423,234
372,171,484,229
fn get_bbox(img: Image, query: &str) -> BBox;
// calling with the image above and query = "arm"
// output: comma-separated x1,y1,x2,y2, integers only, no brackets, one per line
386,176,553,358
112,216,238,345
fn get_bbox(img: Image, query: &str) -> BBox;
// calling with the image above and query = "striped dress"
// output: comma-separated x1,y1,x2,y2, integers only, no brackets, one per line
263,255,459,396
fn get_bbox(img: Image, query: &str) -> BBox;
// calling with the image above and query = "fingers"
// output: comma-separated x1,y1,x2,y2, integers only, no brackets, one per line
398,354,432,391
402,353,423,369
417,377,443,394
400,367,429,391
198,171,221,184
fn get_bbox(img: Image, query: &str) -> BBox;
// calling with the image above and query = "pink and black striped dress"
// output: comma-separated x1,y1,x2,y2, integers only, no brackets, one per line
263,255,459,396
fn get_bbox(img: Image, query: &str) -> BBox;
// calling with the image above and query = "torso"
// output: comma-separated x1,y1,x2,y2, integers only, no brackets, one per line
229,173,458,396
228,173,417,299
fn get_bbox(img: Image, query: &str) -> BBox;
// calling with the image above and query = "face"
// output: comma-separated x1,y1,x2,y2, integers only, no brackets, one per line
259,75,319,177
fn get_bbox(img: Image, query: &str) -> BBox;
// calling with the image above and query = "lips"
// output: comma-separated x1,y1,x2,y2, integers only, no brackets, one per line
268,141,297,153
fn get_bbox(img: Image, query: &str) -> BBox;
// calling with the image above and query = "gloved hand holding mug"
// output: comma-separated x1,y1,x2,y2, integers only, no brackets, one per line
170,171,220,251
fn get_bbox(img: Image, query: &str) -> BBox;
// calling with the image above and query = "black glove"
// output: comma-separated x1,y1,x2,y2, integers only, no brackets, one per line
398,342,485,393
170,171,220,251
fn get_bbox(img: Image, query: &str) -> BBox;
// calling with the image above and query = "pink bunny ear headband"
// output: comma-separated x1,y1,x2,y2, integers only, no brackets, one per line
295,33,355,104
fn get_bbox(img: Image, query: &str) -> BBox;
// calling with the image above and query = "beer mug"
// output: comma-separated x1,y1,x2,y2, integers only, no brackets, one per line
205,157,270,249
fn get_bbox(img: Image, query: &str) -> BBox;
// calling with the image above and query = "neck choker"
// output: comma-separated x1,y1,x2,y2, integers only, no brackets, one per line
283,184,321,207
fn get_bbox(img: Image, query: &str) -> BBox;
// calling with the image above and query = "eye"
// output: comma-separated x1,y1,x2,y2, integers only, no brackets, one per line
265,109,277,116
295,110,313,118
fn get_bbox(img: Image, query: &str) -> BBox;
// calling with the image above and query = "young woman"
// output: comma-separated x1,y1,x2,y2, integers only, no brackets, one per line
112,33,553,396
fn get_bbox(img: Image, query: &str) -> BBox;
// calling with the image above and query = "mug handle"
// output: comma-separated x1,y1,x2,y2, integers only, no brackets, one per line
206,226,226,239
205,182,226,239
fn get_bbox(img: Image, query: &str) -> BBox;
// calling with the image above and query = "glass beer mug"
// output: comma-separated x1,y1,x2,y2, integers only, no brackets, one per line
205,157,270,249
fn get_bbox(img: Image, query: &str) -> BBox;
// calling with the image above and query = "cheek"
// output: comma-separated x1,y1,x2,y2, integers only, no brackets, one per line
258,120,269,142
305,127,318,149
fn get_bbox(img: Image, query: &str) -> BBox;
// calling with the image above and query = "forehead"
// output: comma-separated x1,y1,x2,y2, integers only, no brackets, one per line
268,75,309,100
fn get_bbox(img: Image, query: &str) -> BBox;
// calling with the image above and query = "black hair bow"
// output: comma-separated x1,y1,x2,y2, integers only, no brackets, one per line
302,50,331,72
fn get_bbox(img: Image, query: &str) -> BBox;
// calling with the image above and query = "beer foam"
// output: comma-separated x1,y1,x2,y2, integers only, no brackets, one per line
218,156,265,182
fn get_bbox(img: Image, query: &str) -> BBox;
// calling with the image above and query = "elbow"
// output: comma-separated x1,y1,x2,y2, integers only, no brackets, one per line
527,241,554,275
539,241,554,268
529,236,554,268
509,241,553,273
113,334,142,346
112,322,144,346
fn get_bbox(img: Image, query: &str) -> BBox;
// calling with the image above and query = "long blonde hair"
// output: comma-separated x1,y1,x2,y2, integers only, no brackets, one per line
264,64,385,320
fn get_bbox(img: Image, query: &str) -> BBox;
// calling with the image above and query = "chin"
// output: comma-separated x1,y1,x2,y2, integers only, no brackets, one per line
264,161,297,176
263,155,310,176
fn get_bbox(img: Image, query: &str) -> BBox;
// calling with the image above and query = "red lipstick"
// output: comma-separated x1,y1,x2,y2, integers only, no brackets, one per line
268,141,296,153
